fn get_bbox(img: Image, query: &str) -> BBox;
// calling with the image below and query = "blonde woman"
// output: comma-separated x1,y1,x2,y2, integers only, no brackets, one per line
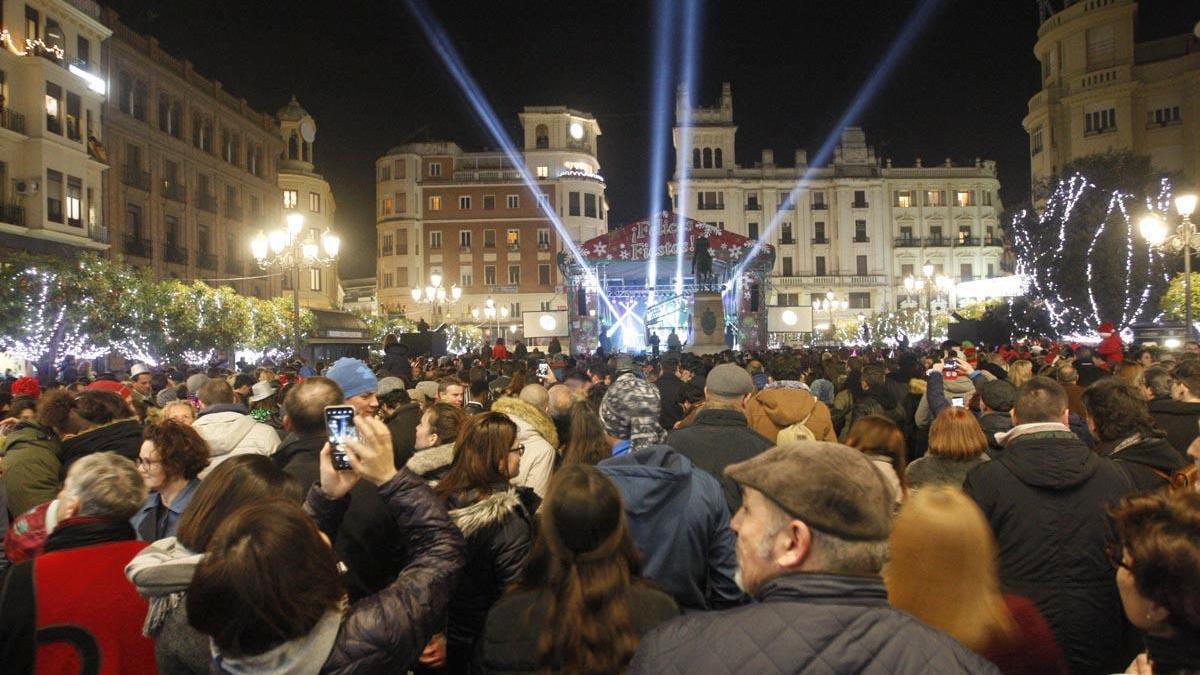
1007,359,1034,390
886,487,1068,674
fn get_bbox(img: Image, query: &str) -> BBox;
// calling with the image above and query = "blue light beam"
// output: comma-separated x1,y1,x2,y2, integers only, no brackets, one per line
645,0,677,288
674,0,703,294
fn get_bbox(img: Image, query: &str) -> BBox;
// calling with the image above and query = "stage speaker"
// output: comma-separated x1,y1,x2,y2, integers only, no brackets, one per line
577,288,587,316
749,283,760,312
399,332,446,358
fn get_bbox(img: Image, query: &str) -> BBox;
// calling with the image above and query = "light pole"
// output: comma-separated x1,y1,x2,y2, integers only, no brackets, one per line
410,272,463,320
904,262,952,344
251,212,340,357
813,291,848,343
1140,193,1198,338
471,297,509,340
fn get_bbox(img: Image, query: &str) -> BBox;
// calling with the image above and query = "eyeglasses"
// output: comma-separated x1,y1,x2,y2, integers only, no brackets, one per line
136,457,162,468
510,443,525,456
1105,543,1132,572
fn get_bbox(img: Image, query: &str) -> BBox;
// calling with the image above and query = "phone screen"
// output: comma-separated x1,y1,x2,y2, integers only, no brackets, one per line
951,396,965,407
537,362,550,378
324,405,357,471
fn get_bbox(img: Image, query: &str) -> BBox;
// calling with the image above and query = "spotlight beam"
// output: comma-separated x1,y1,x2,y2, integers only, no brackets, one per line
646,0,677,289
675,0,703,294
403,0,618,315
732,0,946,279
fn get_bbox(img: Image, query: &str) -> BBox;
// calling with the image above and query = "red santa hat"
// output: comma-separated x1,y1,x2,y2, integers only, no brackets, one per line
87,379,132,400
11,376,40,400
1098,322,1115,336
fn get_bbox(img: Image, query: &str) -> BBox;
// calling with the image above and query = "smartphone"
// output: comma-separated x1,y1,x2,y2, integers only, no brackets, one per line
537,362,550,379
324,405,356,471
951,396,965,407
943,358,958,380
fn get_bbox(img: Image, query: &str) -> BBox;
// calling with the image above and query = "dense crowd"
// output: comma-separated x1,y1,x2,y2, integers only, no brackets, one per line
0,330,1198,674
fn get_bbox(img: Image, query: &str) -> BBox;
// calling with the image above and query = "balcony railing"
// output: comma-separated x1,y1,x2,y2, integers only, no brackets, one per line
88,223,108,243
0,108,26,135
0,203,25,226
779,237,795,245
926,236,949,247
196,251,217,270
538,241,551,251
507,243,521,252
811,203,828,210
122,165,150,191
197,192,217,213
773,275,888,287
812,237,828,245
163,244,188,265
851,200,869,209
123,236,151,258
895,237,921,247
983,236,1003,246
957,236,980,246
853,236,870,243
744,203,761,211
162,180,186,203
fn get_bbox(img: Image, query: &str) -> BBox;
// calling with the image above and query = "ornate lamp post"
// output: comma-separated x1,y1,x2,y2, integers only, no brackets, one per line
1140,193,1198,338
471,297,509,339
410,272,463,319
251,211,339,357
813,291,848,343
904,262,953,343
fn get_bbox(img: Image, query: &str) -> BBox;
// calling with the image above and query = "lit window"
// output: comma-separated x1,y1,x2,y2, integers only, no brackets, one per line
428,196,442,211
536,166,548,178
507,229,520,246
283,190,298,209
309,268,322,291
955,190,973,207
895,191,912,208
309,192,321,212
381,197,393,215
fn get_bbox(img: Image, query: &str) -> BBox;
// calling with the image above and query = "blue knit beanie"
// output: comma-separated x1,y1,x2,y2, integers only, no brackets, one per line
325,357,378,399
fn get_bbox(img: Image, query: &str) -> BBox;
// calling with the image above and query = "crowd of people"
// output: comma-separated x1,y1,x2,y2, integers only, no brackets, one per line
0,332,1197,674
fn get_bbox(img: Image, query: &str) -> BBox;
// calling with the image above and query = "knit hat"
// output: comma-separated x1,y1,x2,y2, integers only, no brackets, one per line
980,379,1018,413
11,376,40,400
599,373,667,451
156,387,179,407
377,377,405,397
324,358,378,400
725,441,893,541
706,363,755,397
186,374,209,395
88,379,132,400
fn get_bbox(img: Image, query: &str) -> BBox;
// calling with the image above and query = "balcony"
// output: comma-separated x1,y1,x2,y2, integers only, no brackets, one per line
811,203,827,211
459,245,471,252
196,251,217,270
538,241,551,251
894,237,922,247
772,275,888,287
926,236,949,247
853,236,870,243
507,243,521,252
851,201,869,209
778,237,795,245
698,203,725,211
122,165,150,191
163,244,188,265
812,237,828,245
162,180,186,203
197,192,217,213
744,203,761,211
0,203,25,226
983,236,1003,247
87,223,108,243
956,236,980,246
0,108,26,135
123,236,151,258
224,202,242,220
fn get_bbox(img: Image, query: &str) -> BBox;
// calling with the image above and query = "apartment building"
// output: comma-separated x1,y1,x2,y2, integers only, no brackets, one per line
670,83,1003,323
0,0,110,256
375,106,608,324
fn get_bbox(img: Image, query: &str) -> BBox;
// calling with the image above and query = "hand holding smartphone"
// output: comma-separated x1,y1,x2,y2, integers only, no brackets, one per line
324,405,357,471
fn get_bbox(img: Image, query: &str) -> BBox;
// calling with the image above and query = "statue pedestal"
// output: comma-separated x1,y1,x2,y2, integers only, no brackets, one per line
690,292,726,351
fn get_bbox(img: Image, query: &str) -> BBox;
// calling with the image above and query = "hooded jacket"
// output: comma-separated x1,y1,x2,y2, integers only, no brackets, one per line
598,445,744,611
1099,434,1191,493
1147,398,1200,458
963,428,1135,675
192,404,280,478
0,421,63,516
491,396,559,499
744,387,837,443
58,418,143,475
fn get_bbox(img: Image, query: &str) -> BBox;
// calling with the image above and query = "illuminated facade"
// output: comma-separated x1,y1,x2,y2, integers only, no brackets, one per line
277,97,339,309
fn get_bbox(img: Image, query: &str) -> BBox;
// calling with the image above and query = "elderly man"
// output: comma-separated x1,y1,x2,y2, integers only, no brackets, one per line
0,453,156,673
666,363,773,513
629,443,998,674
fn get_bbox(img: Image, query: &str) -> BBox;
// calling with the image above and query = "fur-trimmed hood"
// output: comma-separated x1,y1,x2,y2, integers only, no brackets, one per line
448,487,534,538
491,396,559,448
406,442,456,478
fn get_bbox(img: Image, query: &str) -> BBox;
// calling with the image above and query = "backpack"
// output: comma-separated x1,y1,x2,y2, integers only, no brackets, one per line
777,411,816,443
1150,463,1198,493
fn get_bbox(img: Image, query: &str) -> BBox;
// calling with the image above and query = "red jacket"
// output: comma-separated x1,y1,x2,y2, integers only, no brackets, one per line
1097,333,1124,365
491,344,509,360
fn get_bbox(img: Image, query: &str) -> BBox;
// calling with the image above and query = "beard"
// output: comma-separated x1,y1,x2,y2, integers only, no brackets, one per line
734,532,778,594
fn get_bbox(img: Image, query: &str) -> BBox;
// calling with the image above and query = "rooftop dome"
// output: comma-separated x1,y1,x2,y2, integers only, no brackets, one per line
277,95,310,122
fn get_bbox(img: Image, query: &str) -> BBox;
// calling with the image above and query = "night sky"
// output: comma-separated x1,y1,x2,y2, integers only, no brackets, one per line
104,0,1197,279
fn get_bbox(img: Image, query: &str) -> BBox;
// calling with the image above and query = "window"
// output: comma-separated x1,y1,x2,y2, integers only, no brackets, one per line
714,148,723,168
1148,105,1182,127
1031,126,1044,156
960,263,973,281
507,229,520,248
537,228,551,249
540,301,552,311
782,257,794,276
392,160,406,179
428,195,442,211
248,144,260,174
1085,107,1116,135
66,176,81,227
900,226,914,241
309,192,321,212
382,272,393,288
483,195,496,210
460,266,473,287
429,231,442,250
225,185,239,216
698,191,724,210
537,193,550,209
703,148,712,168
535,124,549,149
894,190,913,208
45,82,62,134
397,230,408,254
852,190,867,208
748,222,759,239
484,229,496,248
164,215,180,247
815,256,827,276
380,165,391,181
811,191,827,209
584,193,597,218
854,220,868,242
428,162,442,177
381,234,394,256
568,192,580,216
535,166,548,178
538,264,551,285
198,223,211,253
309,268,322,291
458,195,471,210
510,302,521,317
1086,24,1115,71
746,192,760,209
925,190,944,206
506,194,519,209
856,255,868,276
381,197,393,215
901,263,914,278
777,191,793,210
982,191,993,206
459,230,471,249
988,263,996,277
780,222,794,244
849,292,871,309
954,190,974,207
692,148,701,169
777,293,799,306
283,189,298,209
126,203,143,239
484,265,497,285
65,92,80,141
397,267,408,287
46,169,63,223
930,225,944,244
814,221,826,243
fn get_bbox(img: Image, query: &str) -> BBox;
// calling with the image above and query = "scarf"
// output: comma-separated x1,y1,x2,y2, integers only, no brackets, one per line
995,422,1072,448
212,608,344,675
1144,632,1200,674
124,536,205,635
42,517,136,554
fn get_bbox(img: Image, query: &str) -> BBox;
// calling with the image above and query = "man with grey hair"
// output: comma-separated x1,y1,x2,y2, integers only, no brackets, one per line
0,453,155,671
629,442,999,674
517,383,549,413
545,384,575,447
1143,365,1172,402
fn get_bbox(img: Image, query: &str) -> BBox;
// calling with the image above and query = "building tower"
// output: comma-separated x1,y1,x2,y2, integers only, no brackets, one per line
277,97,339,309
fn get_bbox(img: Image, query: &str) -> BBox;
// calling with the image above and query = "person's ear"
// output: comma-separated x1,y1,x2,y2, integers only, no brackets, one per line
1060,408,1070,427
775,519,813,570
58,495,81,520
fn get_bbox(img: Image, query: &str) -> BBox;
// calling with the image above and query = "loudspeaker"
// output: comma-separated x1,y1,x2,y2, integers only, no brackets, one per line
749,283,760,312
576,288,587,316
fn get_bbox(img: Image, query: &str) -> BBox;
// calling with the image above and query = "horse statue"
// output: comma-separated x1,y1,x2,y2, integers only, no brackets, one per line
691,236,714,288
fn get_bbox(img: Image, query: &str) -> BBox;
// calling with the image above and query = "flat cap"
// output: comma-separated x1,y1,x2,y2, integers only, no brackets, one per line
980,379,1017,413
725,441,893,541
706,363,755,397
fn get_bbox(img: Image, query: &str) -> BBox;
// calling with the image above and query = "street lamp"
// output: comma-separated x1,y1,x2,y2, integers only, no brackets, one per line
471,296,509,339
1140,193,1198,338
251,211,339,357
813,291,848,343
410,272,463,318
904,263,952,343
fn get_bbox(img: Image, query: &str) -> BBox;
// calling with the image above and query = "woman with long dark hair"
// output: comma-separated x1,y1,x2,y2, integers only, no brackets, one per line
479,464,678,673
560,400,610,468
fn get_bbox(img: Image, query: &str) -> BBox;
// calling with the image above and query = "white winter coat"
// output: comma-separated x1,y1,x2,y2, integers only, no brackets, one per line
192,410,281,478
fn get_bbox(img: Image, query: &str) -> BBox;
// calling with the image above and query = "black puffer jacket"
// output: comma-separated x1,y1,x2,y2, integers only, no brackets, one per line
627,573,999,674
1100,435,1192,493
58,418,143,476
303,469,466,674
1147,398,1200,458
978,411,1013,456
666,407,774,513
443,485,538,672
963,429,1135,675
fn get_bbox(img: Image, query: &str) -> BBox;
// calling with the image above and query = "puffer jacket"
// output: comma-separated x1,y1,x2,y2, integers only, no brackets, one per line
443,485,538,671
192,405,280,478
627,573,1000,674
491,396,558,499
1147,398,1200,458
963,427,1135,675
916,373,976,427
1,421,63,516
58,418,143,476
978,411,1013,455
744,387,836,442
